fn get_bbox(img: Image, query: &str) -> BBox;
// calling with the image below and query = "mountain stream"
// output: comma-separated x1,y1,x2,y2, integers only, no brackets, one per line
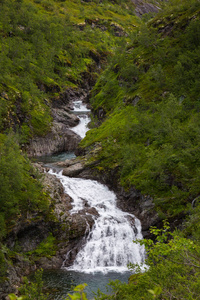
43,100,145,299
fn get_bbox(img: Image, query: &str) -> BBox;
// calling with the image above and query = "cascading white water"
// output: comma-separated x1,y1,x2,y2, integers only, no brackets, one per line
49,171,145,273
70,100,90,138
48,99,145,274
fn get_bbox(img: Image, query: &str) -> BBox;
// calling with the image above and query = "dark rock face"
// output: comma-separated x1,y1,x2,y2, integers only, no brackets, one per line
1,169,98,299
51,88,88,109
131,0,160,17
132,0,159,17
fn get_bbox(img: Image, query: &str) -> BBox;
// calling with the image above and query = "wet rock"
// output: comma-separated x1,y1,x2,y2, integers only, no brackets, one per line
77,167,161,237
69,213,94,236
52,88,88,109
42,172,73,218
62,162,85,177
36,256,63,269
79,207,99,218
52,107,79,127
56,157,82,168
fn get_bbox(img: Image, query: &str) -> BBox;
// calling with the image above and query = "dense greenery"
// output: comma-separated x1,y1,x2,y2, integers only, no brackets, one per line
0,0,139,140
9,269,48,300
1,0,200,299
0,133,49,238
0,133,50,283
81,0,200,218
0,0,140,286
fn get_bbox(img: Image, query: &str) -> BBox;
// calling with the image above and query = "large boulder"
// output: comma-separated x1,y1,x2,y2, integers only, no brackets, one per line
26,121,81,157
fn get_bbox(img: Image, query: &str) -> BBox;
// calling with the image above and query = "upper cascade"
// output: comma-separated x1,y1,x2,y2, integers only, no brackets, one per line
49,99,145,273
70,100,91,139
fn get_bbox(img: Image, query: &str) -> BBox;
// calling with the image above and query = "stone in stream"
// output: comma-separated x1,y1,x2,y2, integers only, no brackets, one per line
62,162,86,177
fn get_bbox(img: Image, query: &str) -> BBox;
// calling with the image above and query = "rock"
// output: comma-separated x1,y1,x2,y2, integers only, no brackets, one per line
131,0,160,17
132,96,140,106
56,157,81,168
51,88,88,109
62,162,85,177
27,121,81,157
68,213,94,238
36,256,63,269
77,166,161,237
52,108,79,127
110,22,127,37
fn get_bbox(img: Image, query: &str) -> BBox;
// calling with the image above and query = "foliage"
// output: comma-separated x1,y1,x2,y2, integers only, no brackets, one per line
0,133,49,240
81,0,200,218
10,269,48,300
26,233,57,258
66,283,88,300
0,0,139,138
94,218,200,300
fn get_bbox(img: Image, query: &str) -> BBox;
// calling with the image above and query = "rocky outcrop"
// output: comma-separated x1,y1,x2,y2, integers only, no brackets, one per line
26,87,90,157
131,0,160,17
56,158,86,177
74,165,160,238
1,168,99,299
26,121,81,157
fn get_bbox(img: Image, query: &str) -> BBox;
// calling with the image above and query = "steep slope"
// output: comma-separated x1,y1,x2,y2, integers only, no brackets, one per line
81,0,200,220
0,0,141,140
0,0,160,296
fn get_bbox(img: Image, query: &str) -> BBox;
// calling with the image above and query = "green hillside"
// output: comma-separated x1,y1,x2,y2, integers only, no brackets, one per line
0,0,141,237
1,0,200,299
81,0,200,219
0,0,141,288
0,0,140,139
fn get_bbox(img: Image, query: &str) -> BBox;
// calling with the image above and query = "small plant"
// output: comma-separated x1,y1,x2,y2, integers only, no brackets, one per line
9,269,48,300
66,283,88,300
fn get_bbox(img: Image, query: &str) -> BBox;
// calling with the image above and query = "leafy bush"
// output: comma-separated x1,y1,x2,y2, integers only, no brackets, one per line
0,133,49,239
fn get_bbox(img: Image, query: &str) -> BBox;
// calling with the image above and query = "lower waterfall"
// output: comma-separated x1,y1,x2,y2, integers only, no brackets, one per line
49,170,145,273
43,99,145,298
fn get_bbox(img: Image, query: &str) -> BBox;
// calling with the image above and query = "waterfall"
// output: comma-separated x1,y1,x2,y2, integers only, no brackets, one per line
49,99,145,274
70,100,90,138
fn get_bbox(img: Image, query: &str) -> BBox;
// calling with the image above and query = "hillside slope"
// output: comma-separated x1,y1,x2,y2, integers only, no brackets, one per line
81,0,200,219
0,0,160,296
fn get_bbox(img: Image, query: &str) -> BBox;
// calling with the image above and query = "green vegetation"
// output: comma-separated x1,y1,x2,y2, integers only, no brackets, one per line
26,233,57,259
94,215,200,300
0,133,49,239
9,269,48,300
81,0,200,218
2,0,200,298
0,133,50,281
0,0,140,287
0,0,139,139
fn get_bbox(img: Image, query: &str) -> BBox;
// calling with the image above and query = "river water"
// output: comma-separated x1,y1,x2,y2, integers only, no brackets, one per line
42,100,145,299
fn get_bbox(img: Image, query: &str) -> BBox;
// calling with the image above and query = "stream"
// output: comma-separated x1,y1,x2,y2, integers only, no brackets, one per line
42,100,145,299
